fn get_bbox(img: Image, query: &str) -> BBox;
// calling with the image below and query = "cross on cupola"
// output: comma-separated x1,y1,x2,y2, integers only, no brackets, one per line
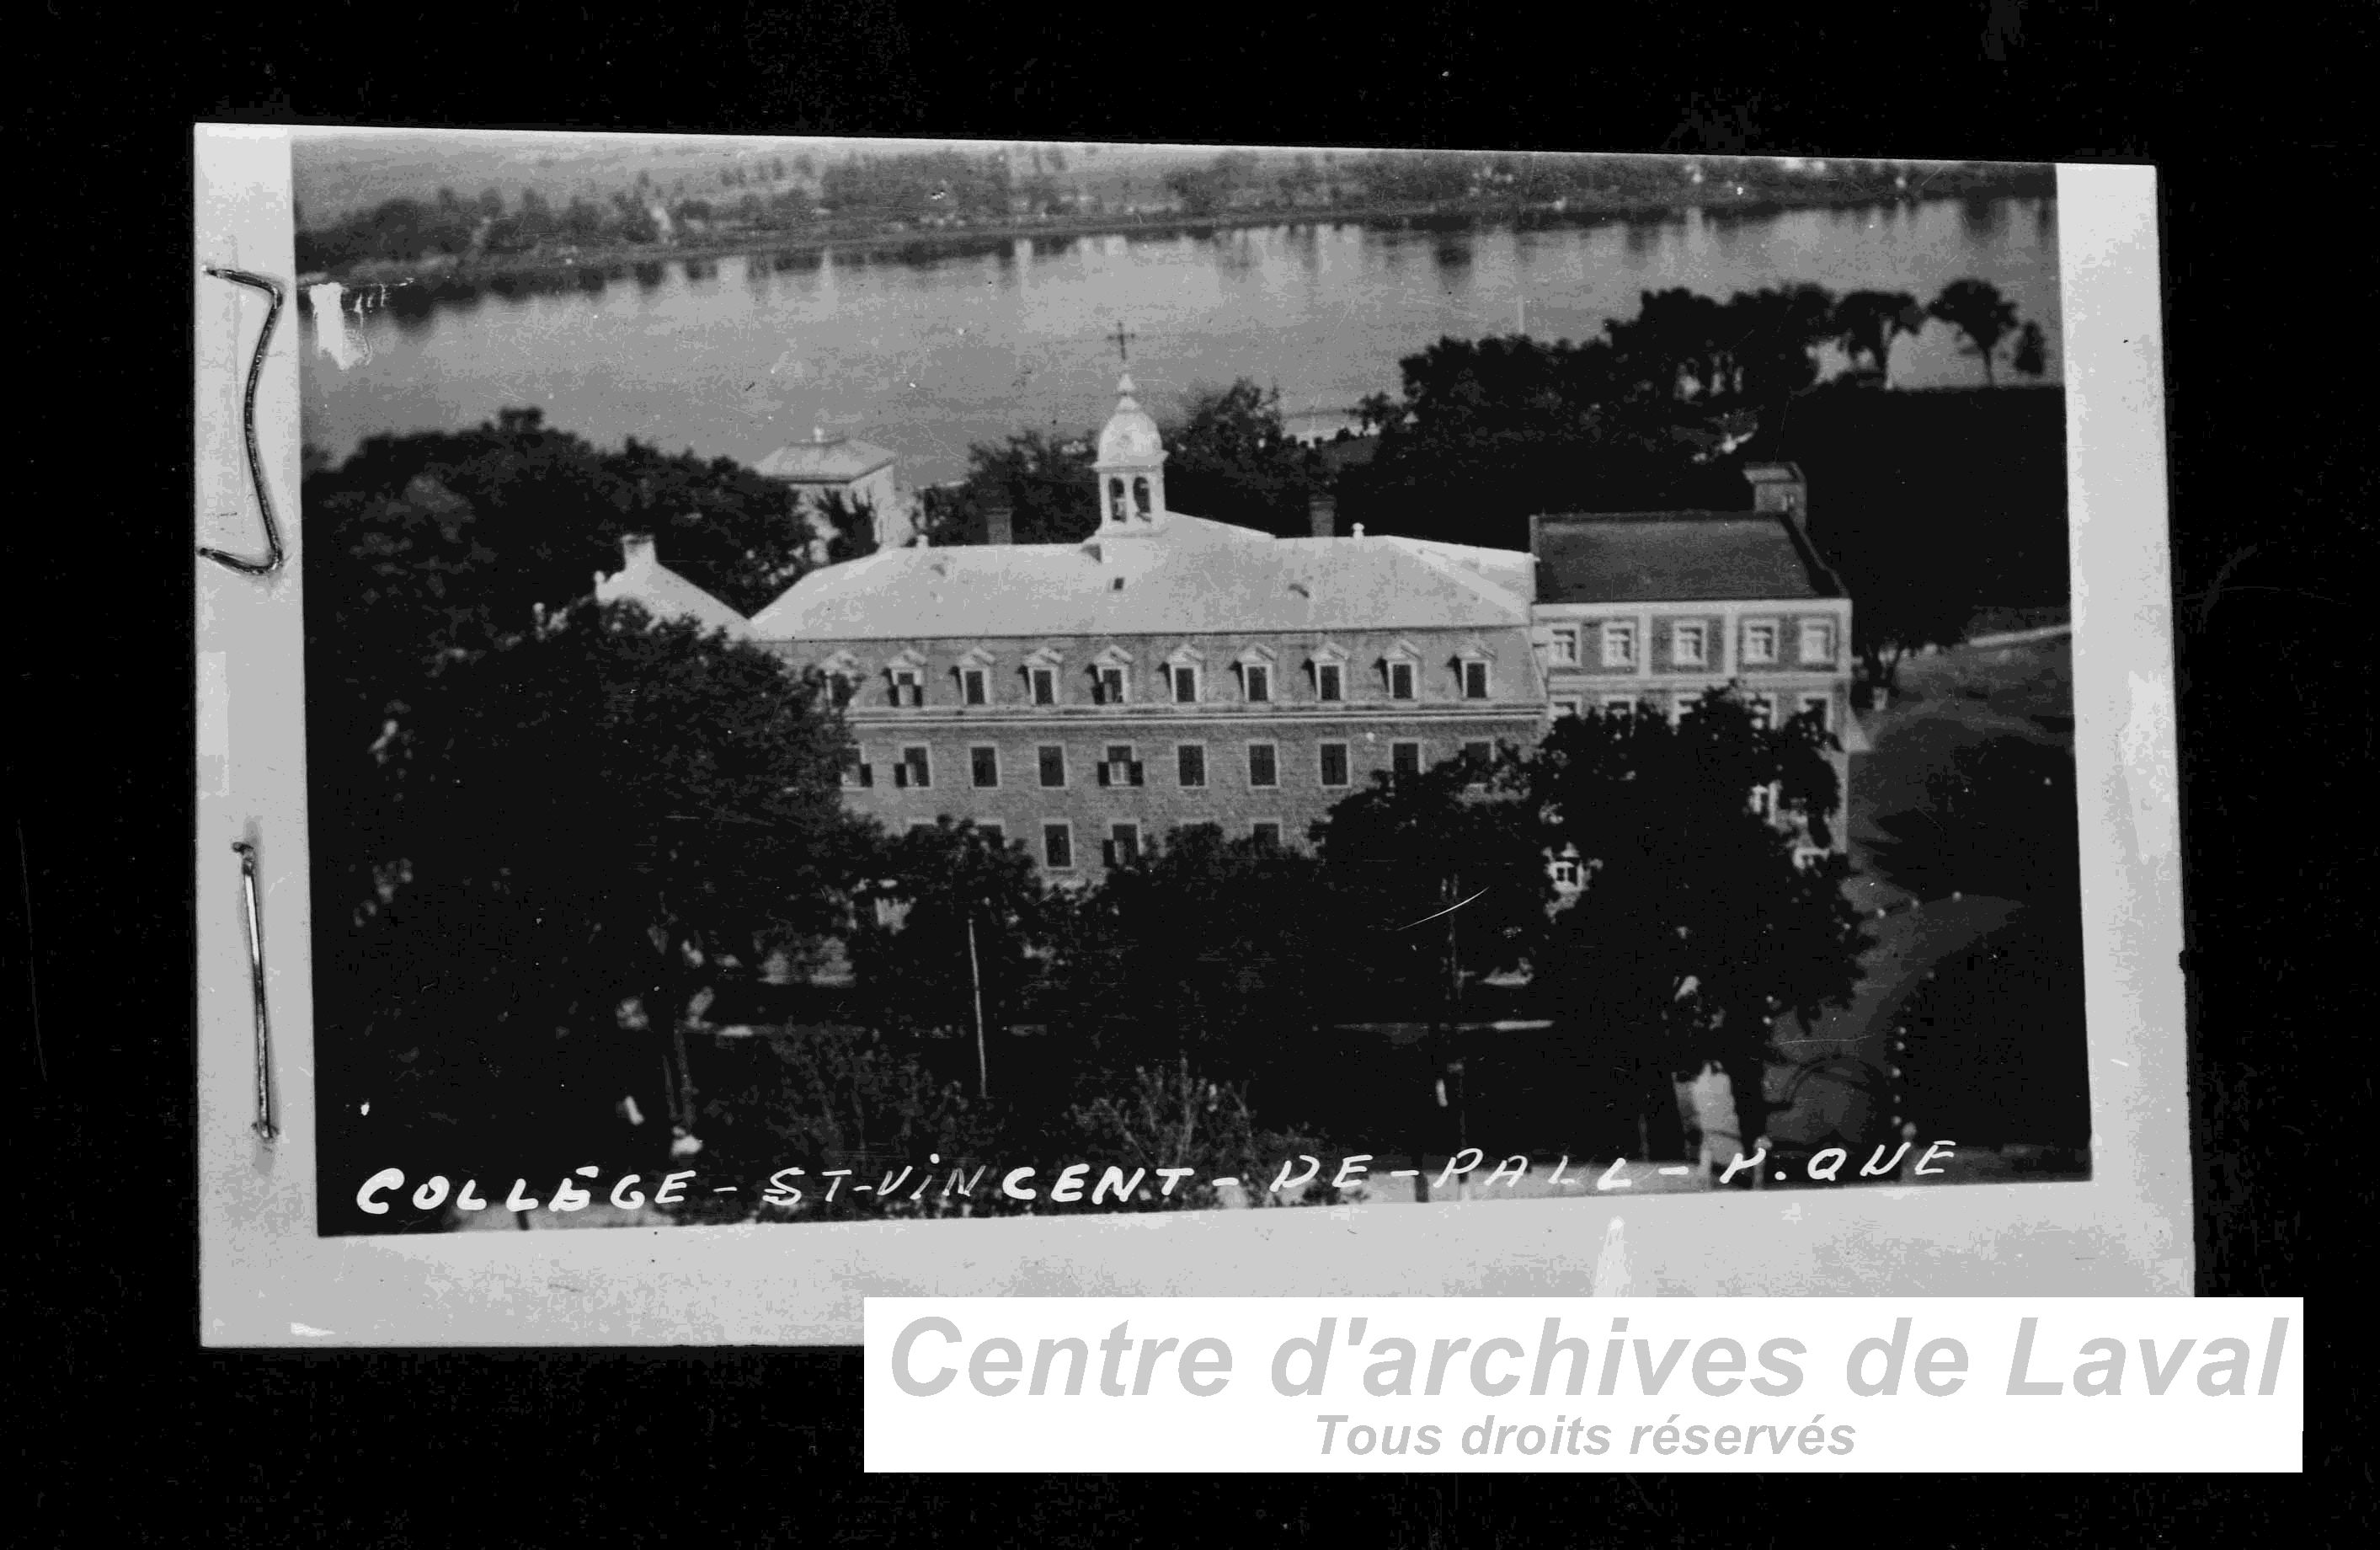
1107,322,1138,368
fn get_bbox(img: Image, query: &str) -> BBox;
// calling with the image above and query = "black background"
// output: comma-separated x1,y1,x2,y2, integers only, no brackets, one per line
17,1,2366,1538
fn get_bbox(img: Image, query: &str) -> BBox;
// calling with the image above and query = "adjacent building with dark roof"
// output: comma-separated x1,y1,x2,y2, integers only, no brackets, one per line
1528,462,1864,862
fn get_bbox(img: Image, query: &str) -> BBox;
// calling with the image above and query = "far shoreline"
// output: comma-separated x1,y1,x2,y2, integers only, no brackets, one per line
298,175,2057,306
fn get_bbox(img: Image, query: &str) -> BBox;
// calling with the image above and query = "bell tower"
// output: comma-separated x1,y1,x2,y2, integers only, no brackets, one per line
1092,373,1167,529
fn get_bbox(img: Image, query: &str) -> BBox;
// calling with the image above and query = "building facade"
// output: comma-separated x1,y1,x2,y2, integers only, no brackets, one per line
746,376,1548,876
1528,462,1864,861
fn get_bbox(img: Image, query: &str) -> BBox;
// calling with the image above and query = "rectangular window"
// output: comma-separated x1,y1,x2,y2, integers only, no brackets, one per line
890,669,923,707
1672,623,1706,668
1172,665,1199,703
1553,699,1581,719
1251,821,1283,849
1097,744,1143,788
1106,823,1141,867
1462,660,1491,700
1042,822,1074,869
1031,667,1057,705
1550,628,1578,665
975,823,1004,847
1244,664,1271,703
1801,694,1831,730
962,667,989,705
1799,620,1836,664
1462,740,1493,767
1742,622,1777,665
1602,623,1636,669
1177,744,1207,788
1316,663,1343,702
1391,741,1421,777
1603,696,1637,719
1318,742,1350,787
970,746,1000,788
1097,666,1127,705
829,674,856,708
840,750,873,788
1388,661,1415,700
1038,745,1066,788
1247,743,1278,788
896,746,931,788
1550,856,1582,890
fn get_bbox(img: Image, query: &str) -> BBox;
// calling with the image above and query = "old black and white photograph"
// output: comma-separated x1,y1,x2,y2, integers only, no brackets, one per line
291,131,2083,1236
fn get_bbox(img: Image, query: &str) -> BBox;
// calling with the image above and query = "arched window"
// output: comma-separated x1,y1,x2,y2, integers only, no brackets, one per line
1107,477,1129,520
1132,475,1151,516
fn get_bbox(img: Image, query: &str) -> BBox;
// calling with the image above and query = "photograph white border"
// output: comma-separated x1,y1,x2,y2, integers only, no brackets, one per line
197,131,2182,1346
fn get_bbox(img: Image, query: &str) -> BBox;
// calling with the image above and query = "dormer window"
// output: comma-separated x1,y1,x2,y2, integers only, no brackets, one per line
1171,664,1199,703
1316,664,1342,701
827,673,856,707
888,667,924,708
1243,664,1271,703
1031,666,1057,705
961,667,990,706
1460,660,1491,700
1388,661,1415,700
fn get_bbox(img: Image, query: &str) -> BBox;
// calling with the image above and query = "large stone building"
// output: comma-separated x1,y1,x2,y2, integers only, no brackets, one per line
744,376,1548,876
606,388,1864,879
1528,462,1865,862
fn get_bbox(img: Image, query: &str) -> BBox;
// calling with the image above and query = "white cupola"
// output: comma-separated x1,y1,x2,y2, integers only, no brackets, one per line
1092,372,1166,529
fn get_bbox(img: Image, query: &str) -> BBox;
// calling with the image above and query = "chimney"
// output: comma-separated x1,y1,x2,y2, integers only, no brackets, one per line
1307,491,1337,539
1744,462,1807,526
621,532,656,571
982,495,1014,547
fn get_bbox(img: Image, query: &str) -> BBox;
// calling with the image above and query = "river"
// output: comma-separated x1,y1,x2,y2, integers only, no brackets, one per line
300,196,2058,488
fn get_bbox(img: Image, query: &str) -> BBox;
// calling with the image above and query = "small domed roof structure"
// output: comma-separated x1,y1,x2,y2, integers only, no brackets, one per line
1095,374,1165,467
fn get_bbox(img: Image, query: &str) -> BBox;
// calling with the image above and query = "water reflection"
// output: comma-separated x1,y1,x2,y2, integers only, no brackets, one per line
306,196,2062,486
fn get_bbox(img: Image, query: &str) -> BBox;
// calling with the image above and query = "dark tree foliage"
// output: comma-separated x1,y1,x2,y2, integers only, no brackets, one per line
1873,737,2086,1147
1529,696,1865,1160
846,818,1054,1043
920,428,1098,546
1310,748,1549,1008
315,599,868,1219
1161,379,1330,536
304,408,816,621
1042,825,1340,1079
1829,290,1926,376
811,486,882,565
1929,277,2024,386
675,1024,1000,1225
304,415,856,1224
1754,380,2070,687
